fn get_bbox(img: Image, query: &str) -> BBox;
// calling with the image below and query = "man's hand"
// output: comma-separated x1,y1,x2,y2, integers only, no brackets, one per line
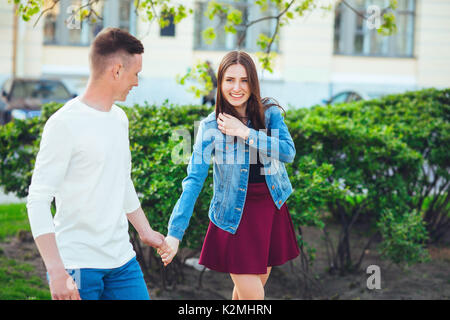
48,268,81,300
127,207,166,249
139,229,165,249
157,236,179,267
33,233,81,300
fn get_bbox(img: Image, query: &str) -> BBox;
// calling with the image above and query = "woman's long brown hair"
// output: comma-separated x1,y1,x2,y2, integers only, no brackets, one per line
215,51,266,130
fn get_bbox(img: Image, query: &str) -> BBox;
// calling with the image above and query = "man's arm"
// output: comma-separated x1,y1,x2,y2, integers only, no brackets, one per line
26,116,79,299
126,206,166,249
34,233,80,300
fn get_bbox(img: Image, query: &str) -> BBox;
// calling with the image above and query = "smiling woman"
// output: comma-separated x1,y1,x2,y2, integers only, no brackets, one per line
163,50,299,301
215,51,266,131
221,64,250,112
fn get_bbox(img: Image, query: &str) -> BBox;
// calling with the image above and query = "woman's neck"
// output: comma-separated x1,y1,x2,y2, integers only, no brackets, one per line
235,103,247,118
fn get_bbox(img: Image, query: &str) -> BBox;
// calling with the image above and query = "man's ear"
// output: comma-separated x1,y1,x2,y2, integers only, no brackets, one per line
111,63,123,80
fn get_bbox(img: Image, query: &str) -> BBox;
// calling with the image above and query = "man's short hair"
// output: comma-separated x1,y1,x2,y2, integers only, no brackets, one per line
89,28,144,77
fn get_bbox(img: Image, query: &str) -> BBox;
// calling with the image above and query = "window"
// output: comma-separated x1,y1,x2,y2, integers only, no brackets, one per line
43,0,136,46
334,0,415,57
160,15,175,37
194,0,278,52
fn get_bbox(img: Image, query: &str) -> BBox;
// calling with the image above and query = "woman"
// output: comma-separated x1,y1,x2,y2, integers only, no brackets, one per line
160,51,299,300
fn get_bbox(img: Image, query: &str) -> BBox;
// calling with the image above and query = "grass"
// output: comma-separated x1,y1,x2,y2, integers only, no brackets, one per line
0,257,51,300
0,203,30,241
0,202,51,300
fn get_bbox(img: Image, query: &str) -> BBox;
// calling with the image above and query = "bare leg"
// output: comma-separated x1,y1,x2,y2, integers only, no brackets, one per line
259,267,272,287
230,267,272,300
230,273,264,300
232,286,239,300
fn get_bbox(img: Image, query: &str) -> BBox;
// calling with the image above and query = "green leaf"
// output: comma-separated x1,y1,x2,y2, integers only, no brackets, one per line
202,27,216,44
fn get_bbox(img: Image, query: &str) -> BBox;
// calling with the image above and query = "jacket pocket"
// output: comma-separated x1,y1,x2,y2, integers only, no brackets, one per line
211,196,225,222
214,134,238,161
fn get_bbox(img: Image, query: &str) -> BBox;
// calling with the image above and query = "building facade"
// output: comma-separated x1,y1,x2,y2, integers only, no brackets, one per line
0,0,449,108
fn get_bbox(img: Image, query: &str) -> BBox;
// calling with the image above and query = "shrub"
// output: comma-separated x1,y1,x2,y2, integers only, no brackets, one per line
0,88,447,280
377,208,430,266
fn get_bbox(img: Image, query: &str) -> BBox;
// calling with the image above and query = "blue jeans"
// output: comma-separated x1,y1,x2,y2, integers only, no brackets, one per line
48,256,150,300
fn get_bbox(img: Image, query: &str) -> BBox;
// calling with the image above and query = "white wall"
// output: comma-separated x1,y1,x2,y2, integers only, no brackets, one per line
0,0,448,108
415,0,450,88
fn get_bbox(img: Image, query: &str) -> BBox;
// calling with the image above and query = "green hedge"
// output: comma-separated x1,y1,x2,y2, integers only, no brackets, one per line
285,88,449,271
1,89,448,277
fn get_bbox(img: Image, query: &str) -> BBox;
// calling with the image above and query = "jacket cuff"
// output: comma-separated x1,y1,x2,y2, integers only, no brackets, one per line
245,128,259,147
167,226,184,242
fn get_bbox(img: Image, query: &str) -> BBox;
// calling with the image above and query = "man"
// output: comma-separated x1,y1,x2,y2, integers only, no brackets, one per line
27,28,166,300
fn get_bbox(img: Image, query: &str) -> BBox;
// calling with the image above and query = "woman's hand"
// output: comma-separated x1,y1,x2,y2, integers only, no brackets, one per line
157,235,180,267
217,113,250,140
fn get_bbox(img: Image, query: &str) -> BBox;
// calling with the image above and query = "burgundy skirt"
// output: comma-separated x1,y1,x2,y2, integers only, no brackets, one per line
198,182,300,274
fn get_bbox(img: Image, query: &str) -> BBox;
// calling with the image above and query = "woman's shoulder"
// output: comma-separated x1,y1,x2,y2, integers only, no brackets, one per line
201,111,217,126
262,98,284,118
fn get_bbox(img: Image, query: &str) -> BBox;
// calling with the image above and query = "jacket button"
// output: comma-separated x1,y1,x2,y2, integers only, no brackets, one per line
268,169,271,174
272,185,275,190
278,200,282,205
249,139,254,145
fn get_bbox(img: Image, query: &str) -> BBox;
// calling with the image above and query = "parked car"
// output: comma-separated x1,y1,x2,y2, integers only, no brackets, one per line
0,78,76,124
322,90,382,105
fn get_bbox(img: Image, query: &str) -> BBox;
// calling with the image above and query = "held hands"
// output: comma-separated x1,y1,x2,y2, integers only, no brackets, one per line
138,226,178,267
217,113,250,140
139,229,172,263
157,235,179,267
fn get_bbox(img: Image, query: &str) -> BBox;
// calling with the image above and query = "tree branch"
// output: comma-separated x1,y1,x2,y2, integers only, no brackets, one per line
341,0,367,19
33,0,60,28
237,0,297,49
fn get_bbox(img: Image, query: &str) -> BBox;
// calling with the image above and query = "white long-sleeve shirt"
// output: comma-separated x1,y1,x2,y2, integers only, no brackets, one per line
27,97,140,269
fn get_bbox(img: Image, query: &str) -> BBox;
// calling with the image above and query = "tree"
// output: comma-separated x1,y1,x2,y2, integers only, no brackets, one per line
10,0,398,96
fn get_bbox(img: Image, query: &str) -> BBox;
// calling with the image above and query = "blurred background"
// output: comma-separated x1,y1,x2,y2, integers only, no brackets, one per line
0,0,448,112
0,1,449,300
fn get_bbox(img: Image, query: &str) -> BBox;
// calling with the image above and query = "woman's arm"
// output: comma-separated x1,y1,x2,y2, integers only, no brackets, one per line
162,120,214,266
167,119,214,241
217,107,296,163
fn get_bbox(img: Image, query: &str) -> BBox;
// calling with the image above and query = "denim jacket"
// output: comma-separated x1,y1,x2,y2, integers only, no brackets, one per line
167,105,296,241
